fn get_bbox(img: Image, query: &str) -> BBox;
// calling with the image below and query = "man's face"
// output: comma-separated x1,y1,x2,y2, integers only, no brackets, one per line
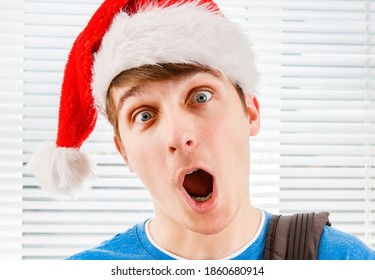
113,71,260,235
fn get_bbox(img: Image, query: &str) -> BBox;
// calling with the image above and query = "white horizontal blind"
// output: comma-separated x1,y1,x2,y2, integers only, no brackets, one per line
0,0,373,260
0,0,24,260
232,0,375,246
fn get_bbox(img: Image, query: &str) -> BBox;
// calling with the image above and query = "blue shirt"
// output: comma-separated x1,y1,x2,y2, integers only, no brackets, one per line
66,211,375,260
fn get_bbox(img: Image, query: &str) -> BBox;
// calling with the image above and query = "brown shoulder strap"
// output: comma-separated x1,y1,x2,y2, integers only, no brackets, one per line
264,212,330,260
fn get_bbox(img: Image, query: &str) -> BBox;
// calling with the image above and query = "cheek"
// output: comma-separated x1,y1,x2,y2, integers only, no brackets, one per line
125,138,157,168
209,111,251,173
122,133,166,183
210,109,250,147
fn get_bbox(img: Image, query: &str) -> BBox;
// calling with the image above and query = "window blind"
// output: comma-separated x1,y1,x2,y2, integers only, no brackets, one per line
0,0,373,260
240,0,375,244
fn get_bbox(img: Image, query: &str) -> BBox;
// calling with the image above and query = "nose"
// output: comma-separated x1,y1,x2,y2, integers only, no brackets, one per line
164,111,198,154
168,137,195,154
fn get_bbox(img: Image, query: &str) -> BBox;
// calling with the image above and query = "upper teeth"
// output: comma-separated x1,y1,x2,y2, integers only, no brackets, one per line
186,169,198,175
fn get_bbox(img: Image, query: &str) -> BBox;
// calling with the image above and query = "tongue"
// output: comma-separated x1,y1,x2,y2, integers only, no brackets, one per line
183,169,213,197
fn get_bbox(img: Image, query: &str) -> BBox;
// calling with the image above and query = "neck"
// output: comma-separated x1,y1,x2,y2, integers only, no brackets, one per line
148,204,261,260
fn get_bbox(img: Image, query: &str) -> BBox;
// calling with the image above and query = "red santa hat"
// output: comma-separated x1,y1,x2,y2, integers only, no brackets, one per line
27,0,259,199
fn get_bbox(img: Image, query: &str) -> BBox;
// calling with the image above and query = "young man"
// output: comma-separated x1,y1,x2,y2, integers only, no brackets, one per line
28,0,375,260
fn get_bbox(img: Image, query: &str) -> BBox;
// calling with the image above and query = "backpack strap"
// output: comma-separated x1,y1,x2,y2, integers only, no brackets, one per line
264,212,331,260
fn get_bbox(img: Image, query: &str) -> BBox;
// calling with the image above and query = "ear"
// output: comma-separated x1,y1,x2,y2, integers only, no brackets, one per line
246,95,260,136
113,135,134,172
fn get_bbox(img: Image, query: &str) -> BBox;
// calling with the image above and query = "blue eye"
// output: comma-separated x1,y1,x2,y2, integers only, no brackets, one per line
134,111,155,124
193,90,213,104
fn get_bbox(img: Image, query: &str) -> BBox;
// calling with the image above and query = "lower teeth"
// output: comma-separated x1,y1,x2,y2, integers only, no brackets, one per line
192,192,212,202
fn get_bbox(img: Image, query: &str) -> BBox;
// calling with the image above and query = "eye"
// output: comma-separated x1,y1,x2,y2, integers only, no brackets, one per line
134,110,156,124
191,90,213,104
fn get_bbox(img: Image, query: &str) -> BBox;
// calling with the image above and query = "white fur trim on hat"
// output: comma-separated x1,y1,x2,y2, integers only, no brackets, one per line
92,2,259,113
27,143,95,199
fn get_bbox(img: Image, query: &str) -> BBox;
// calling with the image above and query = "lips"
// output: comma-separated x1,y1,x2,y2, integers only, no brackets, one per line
183,169,213,202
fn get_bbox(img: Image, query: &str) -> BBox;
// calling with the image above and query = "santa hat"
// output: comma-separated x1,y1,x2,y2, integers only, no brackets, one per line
27,0,259,199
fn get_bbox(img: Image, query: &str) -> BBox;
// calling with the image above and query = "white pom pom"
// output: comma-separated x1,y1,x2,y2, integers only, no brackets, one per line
27,143,95,199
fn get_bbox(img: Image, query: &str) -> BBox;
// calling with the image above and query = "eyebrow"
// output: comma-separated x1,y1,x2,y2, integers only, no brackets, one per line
116,69,222,112
117,84,148,113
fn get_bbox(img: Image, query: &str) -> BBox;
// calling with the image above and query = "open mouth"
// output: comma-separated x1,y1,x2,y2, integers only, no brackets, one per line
183,169,213,202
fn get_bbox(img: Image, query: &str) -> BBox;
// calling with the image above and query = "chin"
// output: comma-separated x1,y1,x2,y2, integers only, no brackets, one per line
186,210,236,236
